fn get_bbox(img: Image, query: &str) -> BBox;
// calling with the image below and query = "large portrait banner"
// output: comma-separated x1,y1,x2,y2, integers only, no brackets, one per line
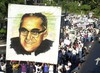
6,4,61,64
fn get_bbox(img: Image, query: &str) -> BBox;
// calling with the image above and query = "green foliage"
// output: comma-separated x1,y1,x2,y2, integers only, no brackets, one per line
66,2,79,13
81,5,91,10
60,0,99,18
79,4,91,14
0,0,24,23
0,28,6,33
0,13,4,19
11,0,24,4
0,0,100,20
0,0,7,19
92,7,100,18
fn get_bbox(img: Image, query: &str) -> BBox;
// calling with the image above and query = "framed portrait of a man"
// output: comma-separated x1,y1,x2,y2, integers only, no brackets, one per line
6,4,61,64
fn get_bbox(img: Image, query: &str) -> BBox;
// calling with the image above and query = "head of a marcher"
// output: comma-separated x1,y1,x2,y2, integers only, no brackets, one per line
19,13,48,52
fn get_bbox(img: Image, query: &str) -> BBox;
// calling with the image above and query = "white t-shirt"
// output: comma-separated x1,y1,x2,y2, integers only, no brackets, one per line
35,65,42,73
1,63,6,72
57,65,63,73
49,65,53,73
65,65,70,71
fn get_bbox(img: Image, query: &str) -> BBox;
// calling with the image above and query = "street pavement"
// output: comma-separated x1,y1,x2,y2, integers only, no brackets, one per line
0,40,6,54
0,39,6,44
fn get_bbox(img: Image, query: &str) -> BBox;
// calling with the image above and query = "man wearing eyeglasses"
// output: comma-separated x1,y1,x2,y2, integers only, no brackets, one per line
10,13,53,56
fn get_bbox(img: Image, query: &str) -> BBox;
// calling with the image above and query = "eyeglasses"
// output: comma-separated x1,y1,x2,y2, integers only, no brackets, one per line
19,27,46,38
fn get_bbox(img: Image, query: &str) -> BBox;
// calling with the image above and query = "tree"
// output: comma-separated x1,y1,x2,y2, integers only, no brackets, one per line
0,0,100,21
0,0,24,20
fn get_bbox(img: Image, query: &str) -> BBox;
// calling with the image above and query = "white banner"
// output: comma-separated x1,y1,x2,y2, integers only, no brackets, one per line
6,4,61,64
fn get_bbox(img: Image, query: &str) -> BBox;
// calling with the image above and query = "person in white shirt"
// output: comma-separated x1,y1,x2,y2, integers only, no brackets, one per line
0,62,6,72
57,64,63,73
35,63,43,73
49,64,53,73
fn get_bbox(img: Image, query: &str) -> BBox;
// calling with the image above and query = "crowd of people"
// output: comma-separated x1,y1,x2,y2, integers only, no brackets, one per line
58,13,100,73
0,54,6,73
58,15,100,73
0,13,100,73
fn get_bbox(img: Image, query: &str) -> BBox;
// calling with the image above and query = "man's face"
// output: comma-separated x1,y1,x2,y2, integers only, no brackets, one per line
19,16,46,52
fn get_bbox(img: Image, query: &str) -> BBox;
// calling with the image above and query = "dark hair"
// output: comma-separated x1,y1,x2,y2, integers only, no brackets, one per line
20,13,47,29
